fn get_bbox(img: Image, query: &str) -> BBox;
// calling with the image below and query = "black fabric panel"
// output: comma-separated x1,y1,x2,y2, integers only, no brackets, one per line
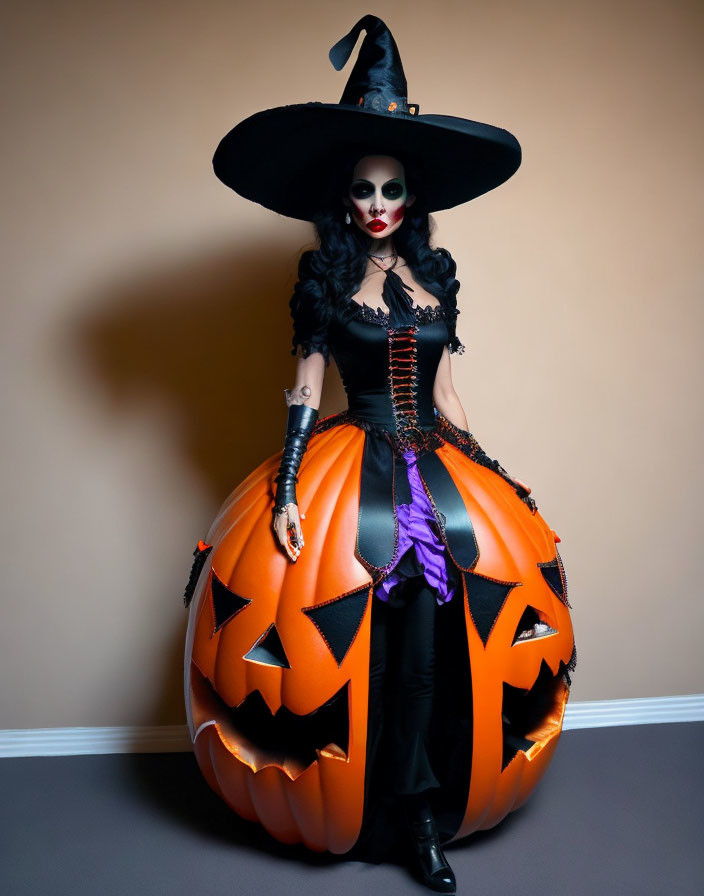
463,570,519,646
416,450,478,570
356,434,397,570
210,572,252,635
302,585,371,667
394,452,412,506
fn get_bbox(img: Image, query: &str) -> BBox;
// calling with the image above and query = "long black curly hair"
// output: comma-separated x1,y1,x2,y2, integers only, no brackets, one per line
289,145,463,364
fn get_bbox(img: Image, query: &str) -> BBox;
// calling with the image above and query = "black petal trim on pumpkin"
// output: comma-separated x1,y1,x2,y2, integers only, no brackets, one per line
356,431,398,572
210,571,252,635
184,541,213,608
416,450,480,571
302,584,371,667
462,570,522,646
244,623,290,669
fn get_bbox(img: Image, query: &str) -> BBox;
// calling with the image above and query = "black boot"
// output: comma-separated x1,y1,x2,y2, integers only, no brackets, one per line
401,793,456,893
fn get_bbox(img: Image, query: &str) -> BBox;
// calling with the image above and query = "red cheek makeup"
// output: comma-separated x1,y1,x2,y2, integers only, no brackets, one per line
390,205,406,224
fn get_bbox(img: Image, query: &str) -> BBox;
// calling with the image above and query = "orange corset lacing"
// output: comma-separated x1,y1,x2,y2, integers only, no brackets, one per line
388,326,425,452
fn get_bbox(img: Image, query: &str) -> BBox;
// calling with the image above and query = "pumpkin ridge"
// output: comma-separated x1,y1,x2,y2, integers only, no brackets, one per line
458,444,549,576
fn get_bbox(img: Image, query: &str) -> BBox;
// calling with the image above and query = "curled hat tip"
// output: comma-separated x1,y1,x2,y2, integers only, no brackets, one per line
328,14,384,71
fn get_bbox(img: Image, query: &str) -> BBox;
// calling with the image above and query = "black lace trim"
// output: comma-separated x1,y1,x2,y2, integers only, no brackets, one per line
436,415,538,513
293,340,331,366
292,299,466,361
344,298,448,326
312,410,445,457
448,334,466,355
340,294,466,352
560,640,578,688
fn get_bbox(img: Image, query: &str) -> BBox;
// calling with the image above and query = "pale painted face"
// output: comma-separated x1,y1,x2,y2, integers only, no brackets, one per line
343,154,416,240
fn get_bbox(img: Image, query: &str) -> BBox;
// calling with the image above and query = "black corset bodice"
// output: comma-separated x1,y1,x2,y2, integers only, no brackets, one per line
291,265,465,444
329,300,451,433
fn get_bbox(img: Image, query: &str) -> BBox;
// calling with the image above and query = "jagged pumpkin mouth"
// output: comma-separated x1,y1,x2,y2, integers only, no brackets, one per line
190,661,350,780
501,660,570,771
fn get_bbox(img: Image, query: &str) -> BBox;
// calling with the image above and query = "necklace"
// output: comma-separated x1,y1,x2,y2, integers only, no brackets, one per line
366,252,399,274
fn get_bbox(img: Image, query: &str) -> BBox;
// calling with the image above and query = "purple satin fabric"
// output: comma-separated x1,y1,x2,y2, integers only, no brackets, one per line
375,449,457,606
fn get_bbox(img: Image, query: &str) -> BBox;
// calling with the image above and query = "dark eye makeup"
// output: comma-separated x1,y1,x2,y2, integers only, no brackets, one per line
350,179,405,201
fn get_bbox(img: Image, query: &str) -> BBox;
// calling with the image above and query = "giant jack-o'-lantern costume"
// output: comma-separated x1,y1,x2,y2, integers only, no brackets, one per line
183,14,576,893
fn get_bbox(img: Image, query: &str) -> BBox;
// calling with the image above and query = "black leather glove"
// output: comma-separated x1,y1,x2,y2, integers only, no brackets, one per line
274,403,319,512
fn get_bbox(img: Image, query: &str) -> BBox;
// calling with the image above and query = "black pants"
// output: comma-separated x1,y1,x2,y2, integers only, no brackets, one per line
368,577,441,796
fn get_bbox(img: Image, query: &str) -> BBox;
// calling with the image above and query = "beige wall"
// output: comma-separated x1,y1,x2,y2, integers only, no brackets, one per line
1,0,702,729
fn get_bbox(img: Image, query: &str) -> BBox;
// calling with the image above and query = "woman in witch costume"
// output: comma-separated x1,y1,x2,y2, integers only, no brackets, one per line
184,15,576,894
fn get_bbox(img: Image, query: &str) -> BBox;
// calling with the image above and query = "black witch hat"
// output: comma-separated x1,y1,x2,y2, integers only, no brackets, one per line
213,14,521,221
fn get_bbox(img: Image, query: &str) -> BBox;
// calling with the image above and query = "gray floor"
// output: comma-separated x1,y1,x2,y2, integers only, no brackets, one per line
2,723,703,896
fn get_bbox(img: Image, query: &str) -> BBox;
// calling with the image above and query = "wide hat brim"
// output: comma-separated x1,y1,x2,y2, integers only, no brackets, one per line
212,103,521,221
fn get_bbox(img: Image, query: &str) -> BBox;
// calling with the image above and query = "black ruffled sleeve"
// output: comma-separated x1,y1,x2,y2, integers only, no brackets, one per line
290,294,331,367
444,305,466,355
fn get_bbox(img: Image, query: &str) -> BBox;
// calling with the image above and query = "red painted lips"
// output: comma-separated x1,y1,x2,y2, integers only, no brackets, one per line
366,219,387,232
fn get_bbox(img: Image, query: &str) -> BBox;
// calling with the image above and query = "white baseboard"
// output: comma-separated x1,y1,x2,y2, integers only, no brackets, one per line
0,725,191,758
561,693,704,730
0,695,702,758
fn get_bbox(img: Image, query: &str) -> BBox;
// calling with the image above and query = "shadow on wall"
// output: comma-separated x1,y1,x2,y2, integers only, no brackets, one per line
61,237,346,725
70,237,346,504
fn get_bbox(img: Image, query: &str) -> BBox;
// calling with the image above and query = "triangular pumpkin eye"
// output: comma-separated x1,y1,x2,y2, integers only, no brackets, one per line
210,571,252,635
538,549,570,606
512,606,558,645
462,571,522,646
244,623,290,668
302,585,370,667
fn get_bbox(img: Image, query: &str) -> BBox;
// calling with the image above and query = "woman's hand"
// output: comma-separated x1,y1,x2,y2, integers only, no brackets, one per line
272,503,306,562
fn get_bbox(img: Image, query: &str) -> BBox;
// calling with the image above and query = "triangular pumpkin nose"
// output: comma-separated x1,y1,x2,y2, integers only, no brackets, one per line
245,623,290,668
